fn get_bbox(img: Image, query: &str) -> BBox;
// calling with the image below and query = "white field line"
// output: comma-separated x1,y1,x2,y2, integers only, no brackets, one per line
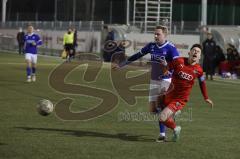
0,62,58,66
211,78,240,85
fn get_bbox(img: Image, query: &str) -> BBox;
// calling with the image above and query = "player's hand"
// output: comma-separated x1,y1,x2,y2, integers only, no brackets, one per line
205,99,214,109
111,63,120,70
32,42,36,46
159,57,167,66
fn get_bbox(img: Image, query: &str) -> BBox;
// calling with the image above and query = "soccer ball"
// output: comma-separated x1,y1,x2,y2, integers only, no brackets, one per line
37,99,54,116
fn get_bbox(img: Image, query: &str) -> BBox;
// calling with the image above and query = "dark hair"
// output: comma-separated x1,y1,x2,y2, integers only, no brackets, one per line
190,44,202,52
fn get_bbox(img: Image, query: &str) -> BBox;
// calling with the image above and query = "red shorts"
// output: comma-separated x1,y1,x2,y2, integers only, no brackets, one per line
163,96,187,113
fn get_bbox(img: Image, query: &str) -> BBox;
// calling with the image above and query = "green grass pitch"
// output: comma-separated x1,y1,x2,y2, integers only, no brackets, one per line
0,52,240,159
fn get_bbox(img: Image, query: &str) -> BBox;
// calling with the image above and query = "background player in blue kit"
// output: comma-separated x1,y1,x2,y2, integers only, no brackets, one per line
112,25,180,142
24,24,42,82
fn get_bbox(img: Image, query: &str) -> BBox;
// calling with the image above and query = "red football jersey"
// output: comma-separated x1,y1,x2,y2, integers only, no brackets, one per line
166,57,208,102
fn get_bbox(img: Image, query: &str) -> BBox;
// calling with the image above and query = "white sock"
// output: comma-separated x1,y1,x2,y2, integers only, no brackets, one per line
160,133,165,137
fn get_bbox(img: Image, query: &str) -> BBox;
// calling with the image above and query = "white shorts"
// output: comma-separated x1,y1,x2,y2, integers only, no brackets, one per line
25,53,38,64
149,79,171,102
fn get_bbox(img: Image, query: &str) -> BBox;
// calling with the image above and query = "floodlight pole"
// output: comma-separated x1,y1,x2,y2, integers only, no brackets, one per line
91,0,95,21
54,0,57,22
126,0,130,25
109,0,112,24
2,0,8,23
201,0,207,25
73,0,76,22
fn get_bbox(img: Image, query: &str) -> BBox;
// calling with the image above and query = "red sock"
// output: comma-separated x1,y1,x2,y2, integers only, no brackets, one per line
163,117,176,130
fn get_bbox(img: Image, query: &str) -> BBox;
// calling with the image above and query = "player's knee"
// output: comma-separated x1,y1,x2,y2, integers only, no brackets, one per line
159,107,173,122
26,61,31,67
32,63,36,67
159,112,168,122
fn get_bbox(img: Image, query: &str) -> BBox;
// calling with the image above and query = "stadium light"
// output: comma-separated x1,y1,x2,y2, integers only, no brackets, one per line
73,0,76,22
109,0,113,23
126,0,130,25
201,0,207,25
54,0,57,22
2,0,8,23
91,0,95,21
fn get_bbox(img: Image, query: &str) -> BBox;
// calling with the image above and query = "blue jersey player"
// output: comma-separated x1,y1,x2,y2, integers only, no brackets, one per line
24,25,42,82
112,25,180,142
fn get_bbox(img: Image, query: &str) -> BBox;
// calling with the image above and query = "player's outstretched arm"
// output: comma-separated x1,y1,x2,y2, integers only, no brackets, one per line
198,76,213,109
112,42,152,70
36,40,42,46
112,51,147,70
36,35,43,46
122,51,146,66
205,99,214,108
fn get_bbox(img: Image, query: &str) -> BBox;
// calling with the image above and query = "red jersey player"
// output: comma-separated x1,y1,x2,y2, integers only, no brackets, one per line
159,44,214,142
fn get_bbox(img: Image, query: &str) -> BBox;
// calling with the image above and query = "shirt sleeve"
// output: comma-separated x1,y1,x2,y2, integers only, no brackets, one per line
119,43,151,67
140,43,151,55
168,57,183,70
198,68,209,100
35,34,42,46
168,43,180,61
63,34,66,45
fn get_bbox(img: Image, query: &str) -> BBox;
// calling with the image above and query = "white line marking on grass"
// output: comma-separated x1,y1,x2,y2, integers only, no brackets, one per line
213,78,240,84
0,62,58,66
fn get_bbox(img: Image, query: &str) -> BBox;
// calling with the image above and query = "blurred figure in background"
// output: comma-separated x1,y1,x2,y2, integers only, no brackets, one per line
232,49,240,61
220,47,240,79
111,41,126,64
202,32,216,80
72,27,78,59
101,25,109,44
231,48,240,78
227,47,239,73
102,26,115,62
63,28,74,62
16,27,25,55
215,45,225,74
226,47,235,61
105,27,114,42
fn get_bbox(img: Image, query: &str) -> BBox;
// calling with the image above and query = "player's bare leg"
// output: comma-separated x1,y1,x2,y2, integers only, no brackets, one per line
65,50,70,62
31,62,36,82
156,95,167,142
26,60,32,82
159,107,181,142
149,100,166,142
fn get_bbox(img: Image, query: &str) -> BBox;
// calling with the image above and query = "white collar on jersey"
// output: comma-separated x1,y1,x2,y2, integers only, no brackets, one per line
156,41,169,48
27,33,35,36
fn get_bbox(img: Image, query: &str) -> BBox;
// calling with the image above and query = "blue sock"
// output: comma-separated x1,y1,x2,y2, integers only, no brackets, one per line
156,107,166,136
32,67,36,74
159,122,166,135
27,67,31,77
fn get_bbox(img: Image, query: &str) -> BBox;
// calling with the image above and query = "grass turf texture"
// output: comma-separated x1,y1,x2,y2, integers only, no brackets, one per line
0,52,240,159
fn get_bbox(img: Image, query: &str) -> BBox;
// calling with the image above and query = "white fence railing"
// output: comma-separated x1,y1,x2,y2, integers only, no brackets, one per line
0,21,104,31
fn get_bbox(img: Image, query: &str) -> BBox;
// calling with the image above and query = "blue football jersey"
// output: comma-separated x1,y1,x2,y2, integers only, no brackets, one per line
24,33,42,54
140,41,180,80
